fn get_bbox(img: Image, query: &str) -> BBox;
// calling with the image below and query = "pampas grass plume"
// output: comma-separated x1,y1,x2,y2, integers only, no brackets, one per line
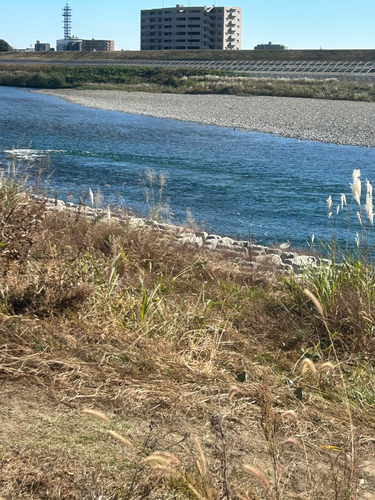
351,169,361,206
365,179,374,225
326,195,332,213
340,193,347,208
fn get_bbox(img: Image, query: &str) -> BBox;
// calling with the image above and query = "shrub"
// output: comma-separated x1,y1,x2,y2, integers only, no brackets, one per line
0,39,11,51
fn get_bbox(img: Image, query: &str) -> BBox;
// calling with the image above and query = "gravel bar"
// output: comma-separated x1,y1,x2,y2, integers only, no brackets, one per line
36,90,375,148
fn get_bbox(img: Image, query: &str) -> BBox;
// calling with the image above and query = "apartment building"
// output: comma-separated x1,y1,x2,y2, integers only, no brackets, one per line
140,4,241,51
35,41,51,52
82,39,115,51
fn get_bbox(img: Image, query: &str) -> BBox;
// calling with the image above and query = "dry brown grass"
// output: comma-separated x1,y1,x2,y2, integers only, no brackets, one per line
0,181,375,499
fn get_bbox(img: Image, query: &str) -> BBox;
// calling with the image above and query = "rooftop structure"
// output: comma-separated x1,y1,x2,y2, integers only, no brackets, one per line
141,4,241,51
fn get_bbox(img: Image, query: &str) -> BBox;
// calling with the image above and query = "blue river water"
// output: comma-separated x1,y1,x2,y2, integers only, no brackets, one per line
0,86,375,247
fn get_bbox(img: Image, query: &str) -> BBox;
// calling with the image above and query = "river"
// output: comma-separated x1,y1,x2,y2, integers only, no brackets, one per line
1,86,374,247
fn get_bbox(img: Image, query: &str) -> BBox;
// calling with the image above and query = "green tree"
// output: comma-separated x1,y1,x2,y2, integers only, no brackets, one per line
0,39,12,51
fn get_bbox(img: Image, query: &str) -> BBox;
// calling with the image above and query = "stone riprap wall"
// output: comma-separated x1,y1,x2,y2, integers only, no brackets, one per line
41,195,324,276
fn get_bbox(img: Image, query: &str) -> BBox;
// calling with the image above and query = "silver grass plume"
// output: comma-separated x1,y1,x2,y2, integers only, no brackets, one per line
350,169,361,206
326,195,332,218
365,179,374,225
355,232,360,248
340,193,347,209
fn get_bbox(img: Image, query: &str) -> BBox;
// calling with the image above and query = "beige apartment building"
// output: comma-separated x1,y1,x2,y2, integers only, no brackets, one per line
81,39,115,51
141,4,242,50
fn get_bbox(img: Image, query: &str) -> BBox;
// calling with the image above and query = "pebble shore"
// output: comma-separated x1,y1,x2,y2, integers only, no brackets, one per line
36,89,375,147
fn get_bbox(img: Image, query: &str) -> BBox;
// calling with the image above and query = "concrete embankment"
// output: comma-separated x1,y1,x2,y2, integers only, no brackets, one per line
36,89,375,147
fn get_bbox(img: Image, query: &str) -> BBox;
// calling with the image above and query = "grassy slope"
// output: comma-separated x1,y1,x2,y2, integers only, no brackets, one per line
0,171,375,499
2,49,375,61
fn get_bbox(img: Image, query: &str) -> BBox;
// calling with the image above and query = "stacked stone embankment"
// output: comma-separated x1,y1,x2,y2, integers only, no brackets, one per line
41,196,323,276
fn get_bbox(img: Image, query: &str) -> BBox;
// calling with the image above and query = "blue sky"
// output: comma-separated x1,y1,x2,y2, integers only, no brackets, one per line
1,0,375,51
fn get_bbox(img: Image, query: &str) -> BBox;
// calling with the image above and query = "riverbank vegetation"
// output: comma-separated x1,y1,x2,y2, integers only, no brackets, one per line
0,163,375,499
1,63,375,101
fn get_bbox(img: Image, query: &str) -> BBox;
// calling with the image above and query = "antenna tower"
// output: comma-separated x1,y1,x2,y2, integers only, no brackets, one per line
62,2,72,39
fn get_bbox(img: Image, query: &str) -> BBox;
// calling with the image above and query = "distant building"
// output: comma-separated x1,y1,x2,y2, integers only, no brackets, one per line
82,39,115,51
13,48,35,52
56,3,114,51
56,37,82,51
35,40,51,52
66,40,82,50
141,4,242,50
254,41,287,50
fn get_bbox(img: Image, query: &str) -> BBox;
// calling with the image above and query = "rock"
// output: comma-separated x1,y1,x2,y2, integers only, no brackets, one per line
205,239,218,249
178,234,203,247
256,253,283,268
285,255,317,273
195,231,208,241
128,217,146,228
265,247,282,255
219,237,236,246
